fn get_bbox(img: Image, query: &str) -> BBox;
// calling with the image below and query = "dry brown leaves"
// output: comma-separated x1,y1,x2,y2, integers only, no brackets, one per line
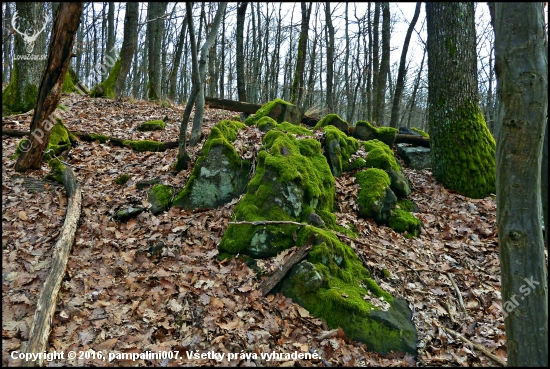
2,94,511,366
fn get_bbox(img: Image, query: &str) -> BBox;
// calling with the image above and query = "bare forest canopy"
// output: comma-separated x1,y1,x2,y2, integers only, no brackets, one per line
1,2,496,132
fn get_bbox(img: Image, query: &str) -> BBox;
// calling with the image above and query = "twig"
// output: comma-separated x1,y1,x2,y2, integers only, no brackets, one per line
445,297,456,323
446,272,467,314
443,327,506,367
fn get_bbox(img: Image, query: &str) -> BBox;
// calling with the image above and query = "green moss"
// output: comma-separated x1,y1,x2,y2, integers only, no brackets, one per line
138,120,166,132
411,127,429,138
276,122,313,136
115,174,130,185
396,199,415,212
445,36,457,58
62,69,76,93
324,125,360,176
2,63,39,114
47,158,66,184
149,184,174,214
389,209,422,237
354,121,398,147
11,138,31,159
89,133,109,143
363,139,401,172
122,140,165,152
314,113,350,133
349,157,367,171
355,168,392,217
382,269,391,278
90,57,122,98
43,119,72,160
257,116,278,132
244,98,298,126
219,130,335,256
429,100,496,198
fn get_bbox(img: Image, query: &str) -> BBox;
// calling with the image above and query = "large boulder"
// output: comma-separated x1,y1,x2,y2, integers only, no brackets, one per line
323,125,360,177
218,130,335,258
277,229,418,356
173,120,251,209
245,98,302,126
396,143,432,170
355,168,397,225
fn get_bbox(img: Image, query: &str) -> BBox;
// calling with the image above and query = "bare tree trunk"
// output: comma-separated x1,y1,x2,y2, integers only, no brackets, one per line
146,2,167,101
236,2,248,102
372,2,380,122
188,2,228,146
389,2,421,128
375,2,390,126
325,2,334,112
406,47,425,128
15,2,83,172
290,2,312,109
114,2,138,98
106,2,115,62
492,3,548,366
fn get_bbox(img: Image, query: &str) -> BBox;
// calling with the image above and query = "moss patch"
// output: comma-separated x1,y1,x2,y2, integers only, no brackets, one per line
122,140,165,152
324,125,360,176
62,69,76,93
314,113,350,134
389,209,422,237
43,119,72,160
244,98,301,126
47,158,66,184
90,57,122,99
354,121,398,147
363,139,401,172
429,100,496,198
115,174,130,185
2,63,38,114
411,127,429,138
138,120,166,132
148,184,174,214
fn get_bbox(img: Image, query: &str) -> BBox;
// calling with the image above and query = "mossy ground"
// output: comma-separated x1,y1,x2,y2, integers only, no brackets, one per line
115,174,130,185
430,101,495,198
138,120,166,132
389,209,422,238
90,58,122,99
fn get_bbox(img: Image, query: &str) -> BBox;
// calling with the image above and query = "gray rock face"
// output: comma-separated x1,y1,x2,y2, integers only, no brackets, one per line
116,206,145,221
386,169,411,199
174,144,250,209
396,143,432,170
324,137,344,177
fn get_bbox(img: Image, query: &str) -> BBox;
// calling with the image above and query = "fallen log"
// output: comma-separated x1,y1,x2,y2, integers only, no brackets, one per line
205,96,262,115
258,234,316,296
394,134,430,148
23,165,82,367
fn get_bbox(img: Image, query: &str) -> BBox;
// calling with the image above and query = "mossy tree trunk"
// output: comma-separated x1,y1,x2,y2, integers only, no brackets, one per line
425,3,496,199
146,2,167,101
492,3,548,366
290,2,312,110
2,2,48,114
114,2,138,98
15,2,83,172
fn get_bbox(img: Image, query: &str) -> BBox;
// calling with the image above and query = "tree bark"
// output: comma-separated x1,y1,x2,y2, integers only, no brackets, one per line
375,2,390,125
14,2,83,172
188,2,228,146
372,3,380,123
114,2,138,98
236,2,248,102
22,165,81,367
290,2,312,109
325,2,334,112
389,2,421,128
146,2,167,101
426,3,495,198
492,3,548,366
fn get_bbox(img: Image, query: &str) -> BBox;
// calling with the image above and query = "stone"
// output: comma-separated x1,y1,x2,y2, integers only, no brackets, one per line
148,184,174,215
306,212,325,227
396,143,432,170
116,206,145,221
386,168,411,199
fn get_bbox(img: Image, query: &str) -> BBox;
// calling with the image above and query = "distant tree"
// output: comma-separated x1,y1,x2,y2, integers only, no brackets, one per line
290,2,312,109
114,2,139,98
236,2,248,102
491,2,548,366
390,2,421,128
426,2,496,198
374,2,390,125
324,2,334,112
146,2,167,100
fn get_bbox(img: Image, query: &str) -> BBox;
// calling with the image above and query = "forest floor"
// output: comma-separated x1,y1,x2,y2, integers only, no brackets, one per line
2,94,515,367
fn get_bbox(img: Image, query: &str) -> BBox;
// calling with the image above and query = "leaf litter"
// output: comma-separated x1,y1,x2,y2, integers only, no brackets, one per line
2,93,537,366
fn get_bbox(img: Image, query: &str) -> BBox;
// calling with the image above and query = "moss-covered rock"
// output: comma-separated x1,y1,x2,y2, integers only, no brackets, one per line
114,174,130,185
411,127,429,138
138,120,166,132
218,130,335,258
244,98,302,126
47,158,66,184
396,144,432,170
90,57,122,99
278,228,417,356
355,168,397,225
62,69,77,93
43,119,73,160
148,184,174,215
354,121,398,147
314,114,350,134
257,116,278,132
173,120,250,210
349,157,367,171
122,140,165,152
323,125,360,177
116,206,145,222
363,139,401,172
389,209,422,237
386,168,411,199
